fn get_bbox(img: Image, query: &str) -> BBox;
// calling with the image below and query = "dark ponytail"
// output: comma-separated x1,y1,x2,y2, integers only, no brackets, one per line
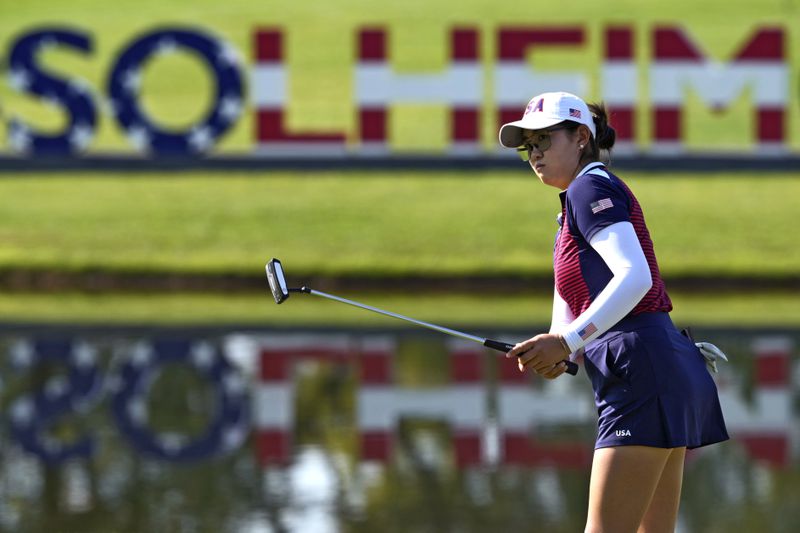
588,102,616,152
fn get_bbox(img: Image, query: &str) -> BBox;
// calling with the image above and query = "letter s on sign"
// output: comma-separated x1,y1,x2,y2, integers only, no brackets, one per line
8,339,102,463
6,28,98,155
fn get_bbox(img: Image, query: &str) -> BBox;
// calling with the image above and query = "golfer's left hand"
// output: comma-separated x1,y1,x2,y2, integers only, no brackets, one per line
507,333,570,378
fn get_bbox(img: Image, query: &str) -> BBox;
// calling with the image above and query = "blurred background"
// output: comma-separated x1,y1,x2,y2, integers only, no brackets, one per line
1,0,799,531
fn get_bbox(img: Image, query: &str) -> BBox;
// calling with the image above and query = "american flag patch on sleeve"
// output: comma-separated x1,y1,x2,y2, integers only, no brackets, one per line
578,323,598,340
590,198,614,214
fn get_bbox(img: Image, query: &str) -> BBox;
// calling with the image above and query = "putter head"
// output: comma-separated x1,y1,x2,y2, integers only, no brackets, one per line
265,258,290,304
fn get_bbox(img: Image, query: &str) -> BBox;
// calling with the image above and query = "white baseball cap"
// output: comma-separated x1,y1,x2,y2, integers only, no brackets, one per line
499,91,596,148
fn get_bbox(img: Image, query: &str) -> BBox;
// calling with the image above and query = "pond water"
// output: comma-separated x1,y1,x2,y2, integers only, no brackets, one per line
0,326,797,532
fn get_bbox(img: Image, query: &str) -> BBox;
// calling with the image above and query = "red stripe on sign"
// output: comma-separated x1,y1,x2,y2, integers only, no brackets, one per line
755,352,789,387
359,353,392,384
609,107,634,141
735,28,784,61
497,28,584,60
653,107,681,140
452,108,479,141
454,432,482,467
450,351,482,382
605,27,633,60
499,359,529,383
758,108,784,142
259,350,290,381
254,29,282,62
738,433,789,467
359,109,387,141
653,27,702,61
256,430,290,465
452,28,479,60
503,433,591,468
361,432,392,461
256,110,285,140
256,110,346,142
359,28,386,61
498,107,523,129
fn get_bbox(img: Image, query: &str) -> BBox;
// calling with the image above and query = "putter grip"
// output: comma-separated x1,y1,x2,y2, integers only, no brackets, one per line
483,338,579,376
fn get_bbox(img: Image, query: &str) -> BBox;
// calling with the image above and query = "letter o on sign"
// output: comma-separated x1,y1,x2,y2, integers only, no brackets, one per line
107,28,244,155
110,339,249,461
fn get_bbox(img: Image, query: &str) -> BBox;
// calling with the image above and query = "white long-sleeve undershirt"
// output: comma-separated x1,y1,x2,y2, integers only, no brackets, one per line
554,221,653,353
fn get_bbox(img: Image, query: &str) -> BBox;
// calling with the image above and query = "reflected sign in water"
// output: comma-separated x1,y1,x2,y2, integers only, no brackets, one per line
0,327,798,532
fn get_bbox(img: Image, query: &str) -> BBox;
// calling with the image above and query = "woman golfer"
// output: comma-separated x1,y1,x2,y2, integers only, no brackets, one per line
500,92,728,532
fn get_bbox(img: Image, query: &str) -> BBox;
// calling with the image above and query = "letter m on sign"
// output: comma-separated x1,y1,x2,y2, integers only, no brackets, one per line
650,27,786,152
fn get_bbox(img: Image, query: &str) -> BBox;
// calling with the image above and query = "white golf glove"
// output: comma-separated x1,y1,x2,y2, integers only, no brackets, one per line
695,341,729,373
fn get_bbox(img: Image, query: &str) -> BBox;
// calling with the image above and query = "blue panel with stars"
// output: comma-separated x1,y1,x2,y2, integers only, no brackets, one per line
107,28,244,156
7,28,98,156
110,338,250,462
7,338,102,464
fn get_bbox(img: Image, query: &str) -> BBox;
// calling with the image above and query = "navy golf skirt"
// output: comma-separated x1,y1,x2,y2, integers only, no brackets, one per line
582,312,729,450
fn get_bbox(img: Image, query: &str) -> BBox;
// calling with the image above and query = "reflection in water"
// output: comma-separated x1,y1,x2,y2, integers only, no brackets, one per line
0,327,797,532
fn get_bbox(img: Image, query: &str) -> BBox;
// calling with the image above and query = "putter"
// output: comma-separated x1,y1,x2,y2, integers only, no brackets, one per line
266,258,578,376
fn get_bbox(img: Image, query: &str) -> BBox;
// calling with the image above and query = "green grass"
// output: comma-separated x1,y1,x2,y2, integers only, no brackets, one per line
1,291,798,327
0,172,797,279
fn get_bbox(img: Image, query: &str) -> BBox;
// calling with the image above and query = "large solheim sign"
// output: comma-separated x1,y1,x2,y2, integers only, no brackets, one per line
2,24,791,157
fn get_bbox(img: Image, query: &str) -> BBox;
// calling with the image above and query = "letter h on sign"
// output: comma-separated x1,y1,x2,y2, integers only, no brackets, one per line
356,27,482,155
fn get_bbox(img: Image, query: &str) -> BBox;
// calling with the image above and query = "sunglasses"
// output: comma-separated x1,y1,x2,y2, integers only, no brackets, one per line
515,126,569,161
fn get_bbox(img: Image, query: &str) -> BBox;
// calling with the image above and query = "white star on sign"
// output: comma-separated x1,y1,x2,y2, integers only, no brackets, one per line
127,125,151,151
156,37,177,55
127,398,148,424
72,342,97,368
188,126,213,151
223,373,246,396
39,36,57,50
8,69,31,91
10,340,34,368
223,427,247,450
8,123,32,152
191,342,215,370
219,96,242,121
217,43,241,67
69,123,94,150
121,69,142,93
68,79,91,96
41,92,60,108
11,398,34,424
130,342,153,367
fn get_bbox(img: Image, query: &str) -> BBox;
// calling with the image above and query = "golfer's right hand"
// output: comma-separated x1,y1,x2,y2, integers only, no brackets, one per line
507,333,570,377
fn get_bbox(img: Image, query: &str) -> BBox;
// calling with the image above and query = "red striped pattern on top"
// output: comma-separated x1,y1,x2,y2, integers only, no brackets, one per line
618,179,673,315
554,174,672,319
554,211,592,316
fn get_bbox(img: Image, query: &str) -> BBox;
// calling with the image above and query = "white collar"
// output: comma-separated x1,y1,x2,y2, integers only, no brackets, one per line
560,162,606,193
575,161,605,178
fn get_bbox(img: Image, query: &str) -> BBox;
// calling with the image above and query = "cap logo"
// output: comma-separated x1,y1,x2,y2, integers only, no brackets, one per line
525,98,544,116
569,108,581,118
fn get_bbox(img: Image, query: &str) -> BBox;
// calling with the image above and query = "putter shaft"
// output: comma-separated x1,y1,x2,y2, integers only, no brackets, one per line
303,288,486,344
282,280,578,375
